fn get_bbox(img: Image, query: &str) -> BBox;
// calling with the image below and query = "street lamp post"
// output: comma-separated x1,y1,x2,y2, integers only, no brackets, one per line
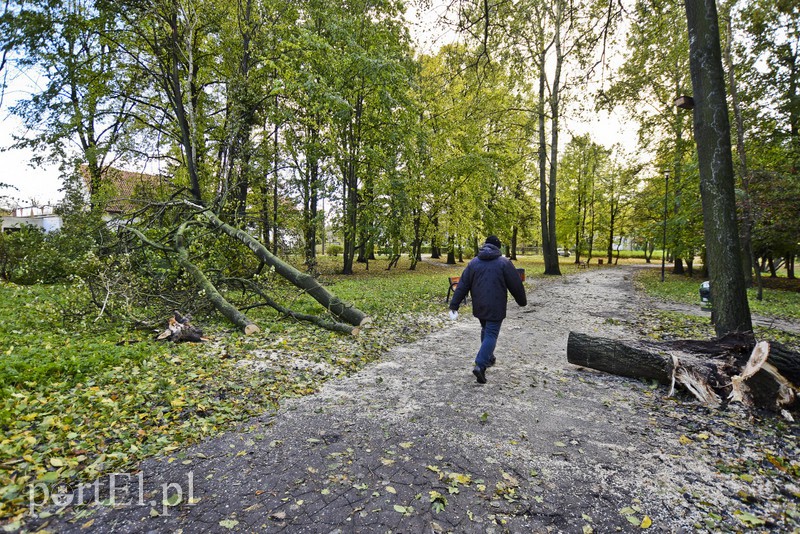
661,170,670,282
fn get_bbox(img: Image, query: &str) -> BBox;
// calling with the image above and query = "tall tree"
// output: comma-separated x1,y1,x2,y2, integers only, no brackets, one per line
735,0,799,279
738,0,799,172
558,134,607,263
320,0,413,274
454,0,619,274
605,0,695,275
1,0,136,207
683,0,752,337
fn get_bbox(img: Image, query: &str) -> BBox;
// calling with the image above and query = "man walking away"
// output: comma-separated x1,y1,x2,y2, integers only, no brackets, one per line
448,236,527,384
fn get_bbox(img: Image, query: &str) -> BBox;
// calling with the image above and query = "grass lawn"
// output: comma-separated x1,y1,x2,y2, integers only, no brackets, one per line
0,253,495,522
635,267,800,322
633,267,800,351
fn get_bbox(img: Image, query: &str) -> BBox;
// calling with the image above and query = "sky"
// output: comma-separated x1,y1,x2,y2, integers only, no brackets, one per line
1,116,63,207
0,3,638,208
1,68,62,207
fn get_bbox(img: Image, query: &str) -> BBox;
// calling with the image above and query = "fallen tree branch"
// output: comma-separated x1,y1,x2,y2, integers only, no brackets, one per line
174,223,259,335
190,202,370,328
223,278,360,335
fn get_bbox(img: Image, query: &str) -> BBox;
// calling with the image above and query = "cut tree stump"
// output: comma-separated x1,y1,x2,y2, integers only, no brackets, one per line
567,331,799,415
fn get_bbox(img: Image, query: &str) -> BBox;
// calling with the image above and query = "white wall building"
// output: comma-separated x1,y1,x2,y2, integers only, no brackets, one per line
0,205,63,233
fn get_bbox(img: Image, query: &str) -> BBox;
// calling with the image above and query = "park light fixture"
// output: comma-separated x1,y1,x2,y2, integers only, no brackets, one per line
674,95,695,110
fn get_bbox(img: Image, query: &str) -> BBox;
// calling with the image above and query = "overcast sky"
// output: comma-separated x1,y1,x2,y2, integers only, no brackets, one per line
1,67,62,206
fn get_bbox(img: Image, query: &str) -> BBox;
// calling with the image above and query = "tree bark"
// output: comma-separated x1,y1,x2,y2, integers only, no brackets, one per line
567,331,798,412
567,332,676,383
684,0,753,338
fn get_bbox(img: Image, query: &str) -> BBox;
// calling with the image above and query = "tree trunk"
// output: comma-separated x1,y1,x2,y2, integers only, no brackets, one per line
567,332,676,383
510,225,518,260
431,216,441,259
568,331,798,412
175,224,258,335
446,235,456,265
684,0,753,338
724,7,755,288
270,99,281,255
409,208,421,271
303,123,320,274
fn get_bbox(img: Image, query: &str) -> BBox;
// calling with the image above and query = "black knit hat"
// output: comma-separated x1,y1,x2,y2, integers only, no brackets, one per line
485,235,501,248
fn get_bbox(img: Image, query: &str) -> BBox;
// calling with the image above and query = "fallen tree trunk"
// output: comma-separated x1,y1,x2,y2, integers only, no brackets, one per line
567,331,799,414
194,205,370,328
565,332,677,383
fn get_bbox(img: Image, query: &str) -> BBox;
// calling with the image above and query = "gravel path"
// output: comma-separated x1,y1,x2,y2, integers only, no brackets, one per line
31,266,799,533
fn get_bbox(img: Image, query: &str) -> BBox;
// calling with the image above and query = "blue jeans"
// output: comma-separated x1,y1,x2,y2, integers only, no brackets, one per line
475,319,502,369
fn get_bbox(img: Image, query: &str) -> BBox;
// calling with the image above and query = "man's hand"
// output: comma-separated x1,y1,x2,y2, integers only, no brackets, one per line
449,310,458,321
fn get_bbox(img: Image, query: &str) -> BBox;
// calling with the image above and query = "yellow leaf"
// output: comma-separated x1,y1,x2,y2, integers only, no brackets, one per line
679,435,692,445
49,458,66,467
448,473,472,485
641,515,652,529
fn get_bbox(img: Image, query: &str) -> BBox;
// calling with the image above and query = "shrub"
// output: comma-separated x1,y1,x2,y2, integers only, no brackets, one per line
327,244,343,256
0,225,52,283
0,211,106,285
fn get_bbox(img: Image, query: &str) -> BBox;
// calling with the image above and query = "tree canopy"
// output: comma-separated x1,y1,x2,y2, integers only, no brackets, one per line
1,0,797,329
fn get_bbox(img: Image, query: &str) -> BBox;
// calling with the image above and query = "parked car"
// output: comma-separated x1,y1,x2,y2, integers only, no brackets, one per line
557,247,570,257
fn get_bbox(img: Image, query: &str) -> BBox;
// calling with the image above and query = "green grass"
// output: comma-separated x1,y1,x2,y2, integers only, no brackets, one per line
0,254,478,522
634,268,800,322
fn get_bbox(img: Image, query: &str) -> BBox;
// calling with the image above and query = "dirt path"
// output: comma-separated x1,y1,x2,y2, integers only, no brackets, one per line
33,266,798,533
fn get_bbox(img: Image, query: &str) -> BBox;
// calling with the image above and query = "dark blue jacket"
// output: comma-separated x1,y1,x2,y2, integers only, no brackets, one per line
449,244,527,321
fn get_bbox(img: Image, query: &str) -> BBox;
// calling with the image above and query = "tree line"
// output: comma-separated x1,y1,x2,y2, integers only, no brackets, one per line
0,0,796,329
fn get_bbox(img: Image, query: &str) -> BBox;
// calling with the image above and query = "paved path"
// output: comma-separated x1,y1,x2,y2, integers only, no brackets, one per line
31,266,799,533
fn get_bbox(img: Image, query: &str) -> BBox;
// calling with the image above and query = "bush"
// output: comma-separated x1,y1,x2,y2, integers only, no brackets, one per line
0,209,105,284
0,225,55,284
327,244,343,256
